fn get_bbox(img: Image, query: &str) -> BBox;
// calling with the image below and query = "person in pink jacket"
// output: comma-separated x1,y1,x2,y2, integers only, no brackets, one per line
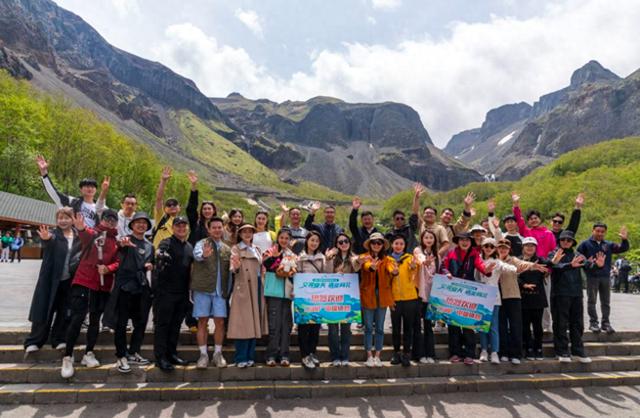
512,193,557,258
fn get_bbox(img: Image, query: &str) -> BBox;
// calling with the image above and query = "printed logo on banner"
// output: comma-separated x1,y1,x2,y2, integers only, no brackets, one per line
293,273,362,324
426,274,498,332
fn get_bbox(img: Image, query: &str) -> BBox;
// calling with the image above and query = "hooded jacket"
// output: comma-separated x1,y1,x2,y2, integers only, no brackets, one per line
72,224,119,292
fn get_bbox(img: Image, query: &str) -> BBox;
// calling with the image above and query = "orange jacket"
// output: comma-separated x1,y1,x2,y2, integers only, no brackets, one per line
359,253,397,309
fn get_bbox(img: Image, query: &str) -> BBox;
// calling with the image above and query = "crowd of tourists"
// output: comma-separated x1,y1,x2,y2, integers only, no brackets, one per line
23,157,630,378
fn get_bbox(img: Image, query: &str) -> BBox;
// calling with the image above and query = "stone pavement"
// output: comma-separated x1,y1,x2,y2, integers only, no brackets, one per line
1,260,639,330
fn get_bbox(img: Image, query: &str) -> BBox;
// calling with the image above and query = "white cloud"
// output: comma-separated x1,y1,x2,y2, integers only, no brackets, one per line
153,0,640,147
110,0,140,18
234,8,264,39
367,16,377,25
371,0,402,10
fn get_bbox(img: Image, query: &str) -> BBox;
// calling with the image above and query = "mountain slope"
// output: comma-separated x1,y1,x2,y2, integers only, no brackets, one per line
444,61,640,180
211,94,482,197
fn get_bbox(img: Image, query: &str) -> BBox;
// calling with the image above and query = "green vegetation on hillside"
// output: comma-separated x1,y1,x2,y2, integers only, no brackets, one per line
383,136,640,261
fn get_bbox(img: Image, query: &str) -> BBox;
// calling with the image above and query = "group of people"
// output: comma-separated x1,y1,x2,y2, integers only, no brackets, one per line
0,229,24,263
23,157,630,379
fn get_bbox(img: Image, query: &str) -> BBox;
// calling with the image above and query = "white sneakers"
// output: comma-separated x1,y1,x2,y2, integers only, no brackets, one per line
365,356,376,368
55,343,66,351
374,357,383,367
302,355,315,369
61,356,74,378
212,351,227,368
490,352,500,364
558,355,572,363
500,356,509,362
116,357,131,373
81,352,100,368
331,359,341,367
237,362,248,369
511,358,521,365
25,345,39,354
577,356,592,364
196,353,209,369
419,357,435,364
341,360,350,367
479,350,489,362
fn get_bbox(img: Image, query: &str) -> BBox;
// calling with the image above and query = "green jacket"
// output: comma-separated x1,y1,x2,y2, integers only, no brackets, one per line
191,238,232,297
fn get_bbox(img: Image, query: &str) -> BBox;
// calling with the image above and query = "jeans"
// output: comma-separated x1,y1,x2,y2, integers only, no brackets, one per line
391,299,419,354
234,338,256,364
480,305,500,353
587,275,611,326
266,297,292,360
499,298,523,359
522,308,544,352
551,295,585,357
328,323,351,361
363,307,386,352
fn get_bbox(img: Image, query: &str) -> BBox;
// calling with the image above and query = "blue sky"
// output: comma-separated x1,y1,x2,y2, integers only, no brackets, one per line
55,0,640,147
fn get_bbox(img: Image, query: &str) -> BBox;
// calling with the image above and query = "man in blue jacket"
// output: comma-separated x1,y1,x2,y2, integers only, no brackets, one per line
577,223,629,334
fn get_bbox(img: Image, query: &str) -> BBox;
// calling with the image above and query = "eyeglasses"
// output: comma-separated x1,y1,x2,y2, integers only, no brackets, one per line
370,241,384,246
337,239,350,245
552,219,564,224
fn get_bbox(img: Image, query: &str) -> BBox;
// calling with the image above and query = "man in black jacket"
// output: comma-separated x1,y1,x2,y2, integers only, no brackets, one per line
107,212,154,373
548,230,593,364
153,216,194,371
304,202,344,252
349,197,377,254
551,193,584,241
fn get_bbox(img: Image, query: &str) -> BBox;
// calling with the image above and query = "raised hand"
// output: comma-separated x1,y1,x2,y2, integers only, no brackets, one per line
533,263,548,273
511,192,520,207
202,241,213,258
413,182,425,197
35,155,49,176
101,176,111,193
161,166,172,181
352,196,362,210
595,251,606,268
37,224,52,241
464,192,476,210
187,170,198,186
551,248,564,264
492,217,501,229
485,262,497,274
309,201,321,214
487,199,496,214
73,213,85,231
325,248,338,259
280,202,290,213
575,193,585,209
571,254,586,268
619,226,628,240
120,237,136,248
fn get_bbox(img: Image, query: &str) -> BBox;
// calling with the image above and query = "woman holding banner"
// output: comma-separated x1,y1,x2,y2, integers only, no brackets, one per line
326,232,361,367
359,232,397,368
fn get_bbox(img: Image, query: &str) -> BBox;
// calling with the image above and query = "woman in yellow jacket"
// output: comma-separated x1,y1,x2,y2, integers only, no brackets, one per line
389,234,419,367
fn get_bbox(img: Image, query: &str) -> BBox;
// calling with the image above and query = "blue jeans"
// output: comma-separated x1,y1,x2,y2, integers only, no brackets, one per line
363,307,386,352
234,338,256,364
328,323,351,361
480,305,500,353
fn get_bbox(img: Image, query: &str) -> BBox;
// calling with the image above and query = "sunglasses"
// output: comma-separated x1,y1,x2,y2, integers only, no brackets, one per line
337,239,350,245
560,238,573,242
482,244,495,249
552,219,564,224
370,240,384,246
165,203,178,208
394,217,405,221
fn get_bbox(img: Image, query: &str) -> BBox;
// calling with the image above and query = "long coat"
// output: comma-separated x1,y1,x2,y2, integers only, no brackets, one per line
28,228,81,323
227,244,268,339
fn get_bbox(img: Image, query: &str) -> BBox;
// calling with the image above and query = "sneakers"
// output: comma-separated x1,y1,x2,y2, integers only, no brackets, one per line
127,353,150,366
196,353,209,369
419,357,435,364
247,360,255,367
500,356,509,362
280,358,290,367
589,324,601,333
401,353,411,367
331,359,341,367
55,343,66,351
577,356,592,364
602,324,616,334
61,356,74,378
463,357,474,365
116,357,131,373
365,356,376,368
525,349,535,361
341,360,350,367
237,362,248,369
25,345,39,354
212,351,227,368
302,355,316,369
535,350,544,361
374,357,383,367
558,355,572,363
266,358,277,367
81,352,100,368
479,350,488,362
310,353,320,366
390,351,402,365
490,352,500,364
424,357,436,364
449,355,462,363
511,358,521,365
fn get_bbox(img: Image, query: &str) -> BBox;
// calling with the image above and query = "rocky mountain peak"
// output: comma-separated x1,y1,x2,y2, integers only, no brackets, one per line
570,60,620,87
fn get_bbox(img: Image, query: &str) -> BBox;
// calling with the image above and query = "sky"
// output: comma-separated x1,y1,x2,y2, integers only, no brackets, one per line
55,0,640,147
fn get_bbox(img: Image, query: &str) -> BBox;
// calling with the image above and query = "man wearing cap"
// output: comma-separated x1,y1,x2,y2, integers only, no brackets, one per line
104,212,154,373
548,230,591,363
487,199,524,257
577,223,629,334
550,193,585,242
153,216,194,371
442,232,495,365
36,155,107,229
152,166,182,248
60,210,120,379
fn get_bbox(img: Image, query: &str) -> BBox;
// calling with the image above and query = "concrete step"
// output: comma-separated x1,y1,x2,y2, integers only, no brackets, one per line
5,341,640,364
3,328,637,346
2,371,640,404
1,355,639,384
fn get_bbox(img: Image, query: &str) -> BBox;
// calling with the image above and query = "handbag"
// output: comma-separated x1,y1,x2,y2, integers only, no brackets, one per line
264,271,292,299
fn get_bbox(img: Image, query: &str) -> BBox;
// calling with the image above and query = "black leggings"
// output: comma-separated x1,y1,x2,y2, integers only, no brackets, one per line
522,308,544,351
298,324,320,357
391,299,419,354
64,286,106,357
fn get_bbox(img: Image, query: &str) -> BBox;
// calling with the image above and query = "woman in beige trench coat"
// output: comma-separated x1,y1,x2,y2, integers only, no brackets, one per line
228,223,268,367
